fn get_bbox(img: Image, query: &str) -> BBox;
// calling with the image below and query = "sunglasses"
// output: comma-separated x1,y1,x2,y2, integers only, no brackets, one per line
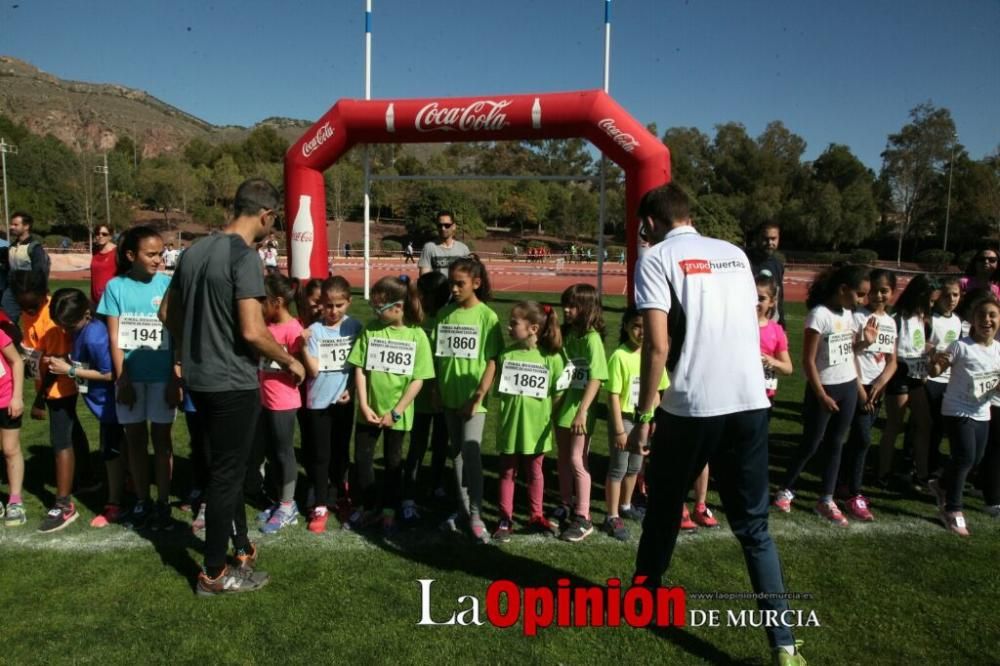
438,223,454,229
96,231,111,237
983,257,998,263
370,300,402,314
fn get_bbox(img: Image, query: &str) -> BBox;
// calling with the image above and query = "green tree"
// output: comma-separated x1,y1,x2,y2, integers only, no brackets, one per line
662,127,713,194
880,102,956,263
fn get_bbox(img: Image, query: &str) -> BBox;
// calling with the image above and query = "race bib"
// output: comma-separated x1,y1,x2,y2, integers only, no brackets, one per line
119,314,168,351
318,337,353,372
971,370,1000,400
435,324,479,359
906,356,929,380
826,332,854,367
365,337,416,375
868,325,897,355
556,359,590,391
629,376,641,406
22,347,40,378
764,366,778,391
72,361,89,395
498,360,549,399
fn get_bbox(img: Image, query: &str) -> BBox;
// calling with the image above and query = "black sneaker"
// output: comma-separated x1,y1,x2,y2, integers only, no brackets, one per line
196,566,270,597
123,500,151,530
603,516,630,541
151,501,174,531
549,504,572,528
37,503,79,533
560,515,594,542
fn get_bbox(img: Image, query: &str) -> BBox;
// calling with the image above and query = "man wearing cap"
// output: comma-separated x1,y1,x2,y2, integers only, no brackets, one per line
629,183,805,665
418,211,470,277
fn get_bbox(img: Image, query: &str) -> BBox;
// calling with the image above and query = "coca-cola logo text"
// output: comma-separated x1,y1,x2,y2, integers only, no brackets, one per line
301,122,334,158
415,100,512,133
291,231,314,243
598,118,640,153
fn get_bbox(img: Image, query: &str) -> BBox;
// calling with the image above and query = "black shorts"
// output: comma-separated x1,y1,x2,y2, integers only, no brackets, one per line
0,408,22,430
885,362,925,396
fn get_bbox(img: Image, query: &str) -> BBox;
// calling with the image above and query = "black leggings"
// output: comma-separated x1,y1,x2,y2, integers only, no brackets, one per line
784,380,858,497
302,402,354,508
355,423,405,511
403,411,448,499
982,407,1000,507
47,395,92,481
943,416,988,512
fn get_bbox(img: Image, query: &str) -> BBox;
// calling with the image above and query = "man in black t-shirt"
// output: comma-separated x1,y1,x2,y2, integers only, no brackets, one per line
160,178,304,597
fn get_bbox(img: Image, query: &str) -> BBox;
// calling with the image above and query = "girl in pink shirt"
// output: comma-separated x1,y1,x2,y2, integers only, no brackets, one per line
757,274,793,401
0,324,26,526
254,274,305,534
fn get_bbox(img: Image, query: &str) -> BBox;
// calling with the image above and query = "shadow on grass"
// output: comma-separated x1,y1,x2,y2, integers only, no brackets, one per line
328,453,753,665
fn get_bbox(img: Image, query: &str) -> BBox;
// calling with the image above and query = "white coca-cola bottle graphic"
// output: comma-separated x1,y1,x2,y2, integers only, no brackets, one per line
289,194,314,279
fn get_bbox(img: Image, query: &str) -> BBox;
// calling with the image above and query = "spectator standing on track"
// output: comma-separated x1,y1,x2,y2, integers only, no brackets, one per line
419,211,471,277
405,241,416,264
748,222,786,329
629,183,806,665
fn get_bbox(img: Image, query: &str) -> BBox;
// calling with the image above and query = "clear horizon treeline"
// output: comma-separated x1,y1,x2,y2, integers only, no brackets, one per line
0,102,997,262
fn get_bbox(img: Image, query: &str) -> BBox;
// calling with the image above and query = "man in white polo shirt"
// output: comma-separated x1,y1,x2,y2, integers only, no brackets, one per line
628,183,805,666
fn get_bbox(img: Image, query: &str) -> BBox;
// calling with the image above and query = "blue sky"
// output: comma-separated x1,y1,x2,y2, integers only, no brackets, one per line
2,0,997,170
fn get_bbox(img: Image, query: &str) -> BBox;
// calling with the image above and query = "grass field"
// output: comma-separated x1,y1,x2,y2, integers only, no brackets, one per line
2,281,998,665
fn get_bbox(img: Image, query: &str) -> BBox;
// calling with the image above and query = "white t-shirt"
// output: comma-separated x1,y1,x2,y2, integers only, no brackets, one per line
854,309,896,386
634,226,769,417
896,314,929,380
941,337,1000,421
928,313,963,384
805,305,857,386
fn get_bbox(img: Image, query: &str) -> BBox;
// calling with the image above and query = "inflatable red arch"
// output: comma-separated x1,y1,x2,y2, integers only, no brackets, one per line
284,90,670,298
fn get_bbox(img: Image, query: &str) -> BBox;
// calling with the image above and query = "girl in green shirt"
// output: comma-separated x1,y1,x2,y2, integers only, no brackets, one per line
433,257,504,543
347,276,434,534
603,306,669,541
553,284,609,542
492,301,564,542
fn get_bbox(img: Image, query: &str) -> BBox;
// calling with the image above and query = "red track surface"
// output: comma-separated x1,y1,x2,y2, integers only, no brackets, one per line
53,263,901,302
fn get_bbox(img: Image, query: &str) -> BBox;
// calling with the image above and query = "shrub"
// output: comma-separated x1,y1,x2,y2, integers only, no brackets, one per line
43,234,70,249
956,250,977,272
849,248,879,265
813,251,849,264
915,249,955,272
381,239,402,254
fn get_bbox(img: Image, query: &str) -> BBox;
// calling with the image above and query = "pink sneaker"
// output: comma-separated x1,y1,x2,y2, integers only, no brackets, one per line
941,511,970,537
679,505,698,531
90,504,123,528
773,489,794,513
692,503,719,528
845,495,874,522
308,507,329,534
815,500,849,526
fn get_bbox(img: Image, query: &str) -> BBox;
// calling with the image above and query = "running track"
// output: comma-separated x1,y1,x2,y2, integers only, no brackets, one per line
53,260,900,302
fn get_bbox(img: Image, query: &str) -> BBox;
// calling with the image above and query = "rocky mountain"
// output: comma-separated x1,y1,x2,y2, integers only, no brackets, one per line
0,55,312,156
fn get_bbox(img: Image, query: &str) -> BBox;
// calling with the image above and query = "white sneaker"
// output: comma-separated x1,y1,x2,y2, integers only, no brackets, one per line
941,511,970,537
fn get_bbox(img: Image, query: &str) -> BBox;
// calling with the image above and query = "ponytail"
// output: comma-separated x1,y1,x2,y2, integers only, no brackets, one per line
512,301,562,354
116,226,162,276
806,264,869,310
371,275,423,326
449,255,492,302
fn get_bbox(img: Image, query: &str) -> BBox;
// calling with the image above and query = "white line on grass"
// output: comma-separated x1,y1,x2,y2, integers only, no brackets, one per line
3,513,990,554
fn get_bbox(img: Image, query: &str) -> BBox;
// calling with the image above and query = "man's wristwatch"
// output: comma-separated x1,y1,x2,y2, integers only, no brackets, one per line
390,410,402,423
635,409,655,424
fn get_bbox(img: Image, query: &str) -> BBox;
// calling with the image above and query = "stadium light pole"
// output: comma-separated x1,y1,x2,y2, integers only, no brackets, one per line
942,136,956,253
596,0,612,297
94,153,111,257
0,138,17,243
362,0,373,299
